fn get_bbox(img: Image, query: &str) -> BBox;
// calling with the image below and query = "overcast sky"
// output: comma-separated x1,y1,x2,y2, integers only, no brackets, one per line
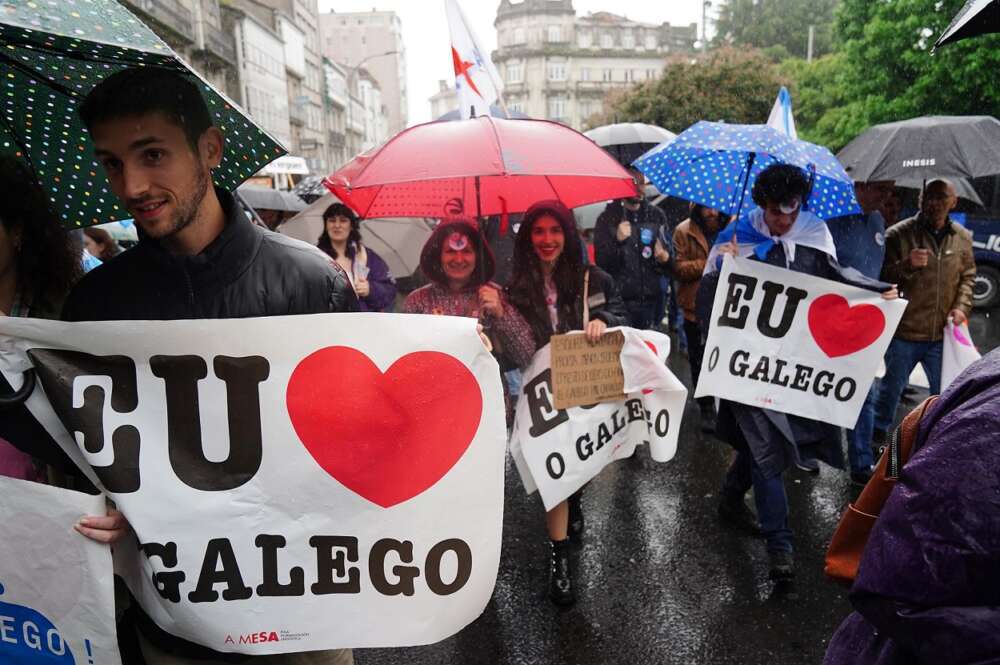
316,0,712,125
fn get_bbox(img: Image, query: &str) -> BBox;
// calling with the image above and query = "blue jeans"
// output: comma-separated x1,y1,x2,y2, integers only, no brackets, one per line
847,381,879,473
722,448,793,553
874,338,943,433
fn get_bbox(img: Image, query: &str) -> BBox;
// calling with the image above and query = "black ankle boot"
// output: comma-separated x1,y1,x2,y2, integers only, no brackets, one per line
548,539,575,607
568,491,584,542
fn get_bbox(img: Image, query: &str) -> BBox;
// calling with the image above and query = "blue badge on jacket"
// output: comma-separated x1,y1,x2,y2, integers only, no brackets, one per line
640,227,654,246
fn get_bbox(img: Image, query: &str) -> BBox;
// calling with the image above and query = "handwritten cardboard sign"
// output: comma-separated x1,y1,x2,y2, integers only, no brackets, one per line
550,331,625,410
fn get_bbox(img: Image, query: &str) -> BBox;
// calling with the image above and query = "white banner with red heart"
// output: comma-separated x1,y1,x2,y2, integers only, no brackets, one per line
0,314,506,654
509,329,688,511
695,256,907,427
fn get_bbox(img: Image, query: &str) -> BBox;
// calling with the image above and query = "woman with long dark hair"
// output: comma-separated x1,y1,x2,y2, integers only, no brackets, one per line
506,200,626,607
404,220,535,423
82,227,121,262
317,202,397,311
0,156,84,481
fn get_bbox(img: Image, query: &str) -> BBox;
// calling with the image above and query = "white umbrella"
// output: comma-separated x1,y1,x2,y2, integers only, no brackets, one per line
279,193,434,279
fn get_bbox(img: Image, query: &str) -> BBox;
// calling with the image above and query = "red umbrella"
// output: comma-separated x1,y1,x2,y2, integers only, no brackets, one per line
325,116,638,220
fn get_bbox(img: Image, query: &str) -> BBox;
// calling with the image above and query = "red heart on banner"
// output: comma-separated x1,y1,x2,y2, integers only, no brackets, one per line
286,347,482,507
807,294,886,358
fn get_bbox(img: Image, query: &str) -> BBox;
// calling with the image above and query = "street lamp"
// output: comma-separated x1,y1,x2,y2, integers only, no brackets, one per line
702,1,712,53
346,50,399,153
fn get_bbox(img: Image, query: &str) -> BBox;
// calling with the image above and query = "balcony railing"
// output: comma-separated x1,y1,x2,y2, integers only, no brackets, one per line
127,0,194,43
329,130,346,149
289,102,307,126
203,28,236,64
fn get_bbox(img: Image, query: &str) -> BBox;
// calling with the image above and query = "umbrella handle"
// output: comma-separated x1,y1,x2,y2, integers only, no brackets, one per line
0,369,35,409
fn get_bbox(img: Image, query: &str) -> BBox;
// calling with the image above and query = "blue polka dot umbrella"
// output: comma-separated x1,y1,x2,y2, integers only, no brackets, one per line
633,121,860,220
0,0,285,229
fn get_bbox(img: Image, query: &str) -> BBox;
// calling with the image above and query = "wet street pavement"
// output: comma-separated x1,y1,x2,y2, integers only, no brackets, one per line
359,310,998,665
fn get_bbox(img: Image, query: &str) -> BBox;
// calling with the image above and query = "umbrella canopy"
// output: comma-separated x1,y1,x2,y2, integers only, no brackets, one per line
435,105,530,122
634,121,860,220
935,0,1000,48
0,1,284,229
280,193,434,279
325,116,637,219
895,177,984,206
236,184,306,212
584,122,677,165
837,116,1000,182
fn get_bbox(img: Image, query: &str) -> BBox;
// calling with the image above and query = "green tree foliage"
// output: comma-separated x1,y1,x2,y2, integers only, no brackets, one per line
595,48,789,133
713,0,838,59
788,0,1000,150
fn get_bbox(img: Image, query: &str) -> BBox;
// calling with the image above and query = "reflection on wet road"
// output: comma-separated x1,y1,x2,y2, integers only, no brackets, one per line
359,308,998,665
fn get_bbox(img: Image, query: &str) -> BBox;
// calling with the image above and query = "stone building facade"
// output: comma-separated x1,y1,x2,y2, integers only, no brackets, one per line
492,0,697,129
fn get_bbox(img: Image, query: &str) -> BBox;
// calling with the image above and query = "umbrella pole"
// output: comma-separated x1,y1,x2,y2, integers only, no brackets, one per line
475,175,487,289
733,153,756,221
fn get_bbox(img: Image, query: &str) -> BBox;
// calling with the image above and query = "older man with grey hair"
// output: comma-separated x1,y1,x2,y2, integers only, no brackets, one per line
873,179,976,442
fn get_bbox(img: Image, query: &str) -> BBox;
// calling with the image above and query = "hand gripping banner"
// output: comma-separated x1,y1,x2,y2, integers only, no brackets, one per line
0,476,122,665
0,314,506,654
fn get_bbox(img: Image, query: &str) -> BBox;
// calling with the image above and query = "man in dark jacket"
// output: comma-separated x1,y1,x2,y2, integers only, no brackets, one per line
873,179,976,442
594,167,672,329
64,67,357,665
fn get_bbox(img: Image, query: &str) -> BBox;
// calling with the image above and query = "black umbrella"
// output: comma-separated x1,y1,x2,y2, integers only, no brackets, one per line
584,122,676,166
935,0,1000,49
837,115,1000,182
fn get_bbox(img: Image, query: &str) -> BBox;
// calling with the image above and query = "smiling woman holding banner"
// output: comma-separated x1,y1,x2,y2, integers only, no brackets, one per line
506,200,626,607
697,164,898,584
403,220,535,424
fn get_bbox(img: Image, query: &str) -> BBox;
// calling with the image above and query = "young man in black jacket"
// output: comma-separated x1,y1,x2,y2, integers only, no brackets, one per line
65,67,357,665
593,167,672,329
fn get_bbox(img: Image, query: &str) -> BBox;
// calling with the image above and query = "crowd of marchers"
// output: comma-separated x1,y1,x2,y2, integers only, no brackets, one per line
0,65,997,665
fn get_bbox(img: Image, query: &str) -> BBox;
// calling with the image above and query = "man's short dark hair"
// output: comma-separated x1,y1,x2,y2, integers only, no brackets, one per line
751,164,811,208
79,67,212,151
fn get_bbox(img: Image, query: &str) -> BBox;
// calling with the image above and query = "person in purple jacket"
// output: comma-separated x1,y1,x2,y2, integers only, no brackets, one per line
823,348,1000,665
317,203,397,311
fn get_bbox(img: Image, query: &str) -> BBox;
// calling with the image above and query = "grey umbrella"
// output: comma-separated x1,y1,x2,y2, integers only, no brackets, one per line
935,0,1000,49
236,184,306,212
584,123,676,166
837,116,1000,182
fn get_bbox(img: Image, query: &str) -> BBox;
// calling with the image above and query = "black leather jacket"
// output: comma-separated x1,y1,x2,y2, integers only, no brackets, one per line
63,188,357,321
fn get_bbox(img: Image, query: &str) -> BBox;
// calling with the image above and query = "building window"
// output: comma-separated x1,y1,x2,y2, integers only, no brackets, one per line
513,27,526,44
624,69,635,82
645,34,658,50
547,96,567,120
577,30,591,48
507,62,523,83
546,25,562,43
547,61,566,81
509,101,524,113
600,32,613,49
622,30,635,48
602,68,613,82
580,67,590,81
646,68,658,80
